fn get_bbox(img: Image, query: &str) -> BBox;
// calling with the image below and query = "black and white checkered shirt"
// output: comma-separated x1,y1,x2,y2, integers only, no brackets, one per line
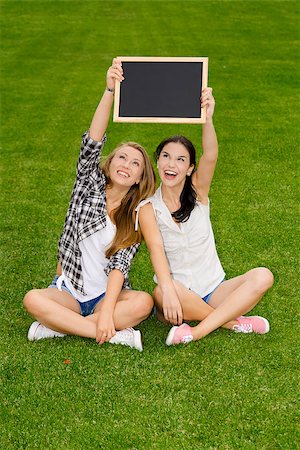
58,131,140,296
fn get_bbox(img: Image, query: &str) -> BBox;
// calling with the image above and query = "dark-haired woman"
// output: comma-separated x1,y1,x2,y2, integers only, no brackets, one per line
137,88,274,346
23,59,156,351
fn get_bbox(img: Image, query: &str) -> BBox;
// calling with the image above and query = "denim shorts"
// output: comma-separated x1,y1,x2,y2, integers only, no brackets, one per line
202,279,224,304
152,279,225,316
49,275,105,317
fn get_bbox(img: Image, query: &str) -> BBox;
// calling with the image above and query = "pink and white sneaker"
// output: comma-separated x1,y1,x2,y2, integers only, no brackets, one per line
166,323,193,346
232,316,270,334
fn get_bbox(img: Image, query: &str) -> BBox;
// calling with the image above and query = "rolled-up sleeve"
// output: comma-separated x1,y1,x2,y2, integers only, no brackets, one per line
105,244,140,287
76,131,107,179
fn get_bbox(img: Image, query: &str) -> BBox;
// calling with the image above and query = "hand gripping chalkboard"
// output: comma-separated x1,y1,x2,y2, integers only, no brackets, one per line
113,57,208,124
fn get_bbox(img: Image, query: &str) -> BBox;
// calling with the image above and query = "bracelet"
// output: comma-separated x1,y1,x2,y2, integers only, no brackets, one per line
106,87,115,93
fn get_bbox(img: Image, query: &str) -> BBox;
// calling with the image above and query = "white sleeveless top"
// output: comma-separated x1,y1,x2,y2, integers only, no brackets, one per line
58,215,116,302
136,186,225,298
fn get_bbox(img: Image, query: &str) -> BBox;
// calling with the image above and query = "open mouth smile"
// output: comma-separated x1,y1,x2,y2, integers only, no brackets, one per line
164,170,177,179
117,170,130,178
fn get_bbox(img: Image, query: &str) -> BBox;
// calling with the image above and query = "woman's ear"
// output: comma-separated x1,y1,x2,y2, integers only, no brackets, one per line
187,164,194,176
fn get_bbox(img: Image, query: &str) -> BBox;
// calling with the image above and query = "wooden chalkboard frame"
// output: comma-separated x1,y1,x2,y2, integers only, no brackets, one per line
113,56,208,124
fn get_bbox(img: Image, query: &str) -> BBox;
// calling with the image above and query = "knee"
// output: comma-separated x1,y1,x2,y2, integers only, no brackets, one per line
251,268,274,294
153,285,162,303
136,292,154,318
23,289,43,315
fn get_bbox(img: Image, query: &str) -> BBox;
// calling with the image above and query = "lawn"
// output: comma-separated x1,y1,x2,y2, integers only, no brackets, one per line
1,0,299,449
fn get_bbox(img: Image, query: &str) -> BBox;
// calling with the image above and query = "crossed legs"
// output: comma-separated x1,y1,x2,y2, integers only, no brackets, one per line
23,287,153,340
153,267,274,341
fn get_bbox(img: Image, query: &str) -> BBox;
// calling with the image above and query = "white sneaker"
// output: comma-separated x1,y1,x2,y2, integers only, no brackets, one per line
27,321,66,341
109,327,143,352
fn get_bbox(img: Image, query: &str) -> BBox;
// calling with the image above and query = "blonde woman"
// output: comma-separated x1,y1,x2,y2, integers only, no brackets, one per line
23,59,156,351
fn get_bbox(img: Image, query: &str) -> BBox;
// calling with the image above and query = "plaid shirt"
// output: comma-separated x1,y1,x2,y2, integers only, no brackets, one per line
58,131,140,295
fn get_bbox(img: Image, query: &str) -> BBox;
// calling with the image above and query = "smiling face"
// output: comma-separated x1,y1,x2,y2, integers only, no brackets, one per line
157,142,194,188
108,145,145,188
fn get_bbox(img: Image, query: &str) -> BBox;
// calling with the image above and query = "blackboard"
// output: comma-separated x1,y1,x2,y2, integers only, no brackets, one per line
113,57,208,124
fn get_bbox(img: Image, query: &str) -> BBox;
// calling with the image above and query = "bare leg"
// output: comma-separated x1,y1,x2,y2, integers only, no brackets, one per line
87,289,153,330
153,281,236,330
189,267,274,340
23,288,153,338
24,288,96,337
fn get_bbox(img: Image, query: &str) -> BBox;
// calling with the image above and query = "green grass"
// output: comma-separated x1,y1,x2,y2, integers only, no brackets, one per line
1,0,299,448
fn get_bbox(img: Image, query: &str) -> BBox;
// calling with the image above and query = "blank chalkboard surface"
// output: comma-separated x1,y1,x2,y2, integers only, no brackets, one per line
113,57,208,124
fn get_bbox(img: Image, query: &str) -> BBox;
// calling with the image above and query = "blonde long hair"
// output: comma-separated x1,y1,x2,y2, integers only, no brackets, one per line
101,142,156,257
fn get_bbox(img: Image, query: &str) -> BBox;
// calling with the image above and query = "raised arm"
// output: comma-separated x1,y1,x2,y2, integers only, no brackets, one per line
139,203,183,325
89,58,124,142
192,87,218,202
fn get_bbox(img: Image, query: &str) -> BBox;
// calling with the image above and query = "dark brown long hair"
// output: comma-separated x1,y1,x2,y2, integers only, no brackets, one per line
155,135,197,222
101,142,156,257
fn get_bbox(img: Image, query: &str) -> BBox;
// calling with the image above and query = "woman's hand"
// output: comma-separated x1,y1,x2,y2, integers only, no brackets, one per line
162,286,183,326
96,310,116,345
106,57,124,91
201,87,215,121
89,58,125,141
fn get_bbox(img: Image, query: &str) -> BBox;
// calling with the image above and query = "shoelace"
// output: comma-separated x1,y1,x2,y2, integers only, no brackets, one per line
36,324,50,338
121,328,133,336
115,328,134,342
39,324,64,338
182,334,193,343
234,323,253,333
120,331,132,340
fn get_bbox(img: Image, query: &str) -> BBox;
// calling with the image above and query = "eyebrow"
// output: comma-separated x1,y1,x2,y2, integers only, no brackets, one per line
118,151,143,163
162,150,188,159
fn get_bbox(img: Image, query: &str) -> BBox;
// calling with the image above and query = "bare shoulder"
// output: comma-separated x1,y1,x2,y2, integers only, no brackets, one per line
138,201,162,244
139,201,155,216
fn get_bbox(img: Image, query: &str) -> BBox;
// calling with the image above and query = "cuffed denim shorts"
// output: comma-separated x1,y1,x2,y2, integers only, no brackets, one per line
49,275,105,317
